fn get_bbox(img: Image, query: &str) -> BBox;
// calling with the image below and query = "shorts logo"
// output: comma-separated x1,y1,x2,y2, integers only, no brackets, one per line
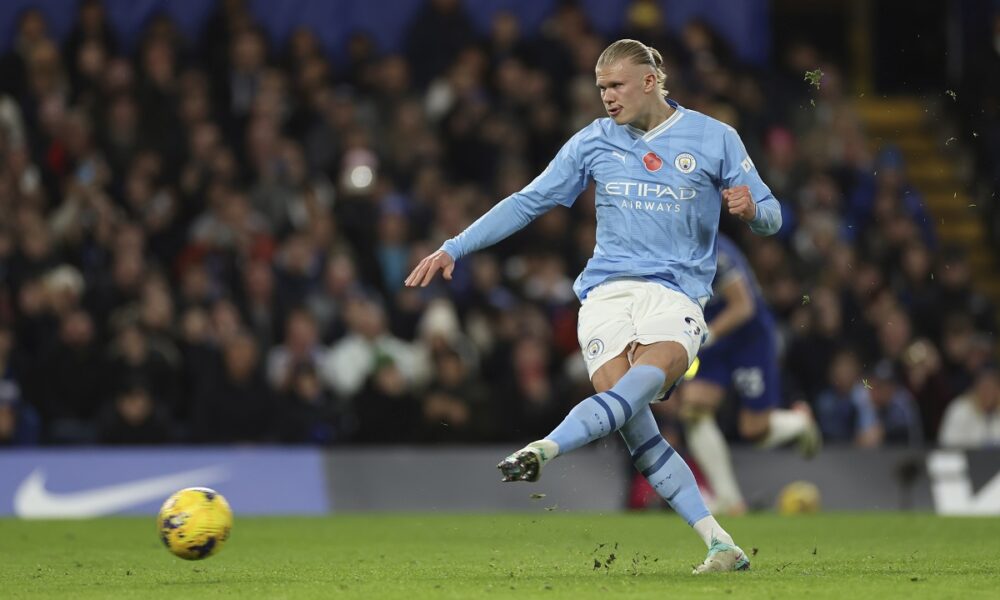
684,316,702,338
675,153,696,173
642,152,663,172
585,338,605,360
733,367,764,398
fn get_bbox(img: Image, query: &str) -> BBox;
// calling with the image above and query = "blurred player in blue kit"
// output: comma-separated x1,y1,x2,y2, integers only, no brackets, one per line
406,39,781,573
680,234,820,516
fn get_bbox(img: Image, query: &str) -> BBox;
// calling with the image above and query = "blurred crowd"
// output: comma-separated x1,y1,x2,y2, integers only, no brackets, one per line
955,5,1000,248
0,0,997,449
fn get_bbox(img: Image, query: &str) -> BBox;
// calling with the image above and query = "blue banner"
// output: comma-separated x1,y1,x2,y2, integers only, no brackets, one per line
0,448,329,518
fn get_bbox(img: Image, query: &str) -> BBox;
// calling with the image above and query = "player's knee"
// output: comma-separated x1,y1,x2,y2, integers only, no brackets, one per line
738,410,770,442
680,403,712,423
634,341,689,383
679,395,715,422
678,380,723,416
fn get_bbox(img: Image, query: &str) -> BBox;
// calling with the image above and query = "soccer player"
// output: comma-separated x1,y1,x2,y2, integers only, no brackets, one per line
679,234,820,516
405,39,781,573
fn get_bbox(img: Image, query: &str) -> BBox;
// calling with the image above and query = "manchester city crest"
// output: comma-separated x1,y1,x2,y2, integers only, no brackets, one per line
675,153,696,173
586,338,605,360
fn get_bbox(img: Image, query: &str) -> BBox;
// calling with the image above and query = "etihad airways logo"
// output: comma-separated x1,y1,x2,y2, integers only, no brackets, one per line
604,181,697,200
618,199,681,212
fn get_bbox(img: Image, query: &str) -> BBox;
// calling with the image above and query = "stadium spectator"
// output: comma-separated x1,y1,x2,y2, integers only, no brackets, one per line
784,285,846,402
193,331,273,443
0,323,40,446
0,382,40,446
104,314,180,411
419,346,492,442
935,247,996,337
97,378,173,444
848,147,935,249
275,361,340,444
38,308,103,443
492,334,569,440
815,347,869,443
938,365,1000,449
816,351,921,448
404,0,476,88
940,314,996,400
239,259,280,350
855,361,924,447
64,0,117,71
305,251,364,343
0,9,50,101
320,294,429,398
266,307,328,392
899,338,951,442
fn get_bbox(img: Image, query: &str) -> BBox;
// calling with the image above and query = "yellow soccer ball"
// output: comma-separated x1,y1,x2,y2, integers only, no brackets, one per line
158,487,233,560
776,480,821,515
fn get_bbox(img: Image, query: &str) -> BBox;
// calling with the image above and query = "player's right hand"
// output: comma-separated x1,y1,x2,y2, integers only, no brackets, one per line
722,185,756,222
404,249,455,287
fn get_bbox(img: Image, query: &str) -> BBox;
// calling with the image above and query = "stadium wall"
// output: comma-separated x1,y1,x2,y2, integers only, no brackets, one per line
1,447,999,518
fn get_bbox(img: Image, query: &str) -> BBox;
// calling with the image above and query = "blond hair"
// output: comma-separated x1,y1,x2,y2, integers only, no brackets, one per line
596,39,668,97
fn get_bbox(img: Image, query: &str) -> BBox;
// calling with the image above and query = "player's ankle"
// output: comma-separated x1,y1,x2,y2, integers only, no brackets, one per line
693,515,735,547
529,440,559,465
757,409,810,449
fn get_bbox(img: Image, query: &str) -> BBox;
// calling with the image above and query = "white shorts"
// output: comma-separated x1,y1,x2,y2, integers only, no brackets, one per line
577,279,708,380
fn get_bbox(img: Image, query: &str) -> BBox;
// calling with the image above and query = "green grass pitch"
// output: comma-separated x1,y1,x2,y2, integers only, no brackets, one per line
1,512,997,599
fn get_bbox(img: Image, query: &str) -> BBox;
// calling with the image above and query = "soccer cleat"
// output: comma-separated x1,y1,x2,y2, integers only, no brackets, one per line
692,538,751,574
497,445,544,482
797,420,822,459
792,401,822,459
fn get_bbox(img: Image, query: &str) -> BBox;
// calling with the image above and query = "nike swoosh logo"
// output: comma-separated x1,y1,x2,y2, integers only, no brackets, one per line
14,466,230,518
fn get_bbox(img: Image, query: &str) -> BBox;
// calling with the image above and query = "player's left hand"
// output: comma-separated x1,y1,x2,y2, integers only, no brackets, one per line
404,249,455,287
723,185,756,222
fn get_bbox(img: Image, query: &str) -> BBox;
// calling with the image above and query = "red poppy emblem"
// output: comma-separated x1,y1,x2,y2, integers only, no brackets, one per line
643,152,662,172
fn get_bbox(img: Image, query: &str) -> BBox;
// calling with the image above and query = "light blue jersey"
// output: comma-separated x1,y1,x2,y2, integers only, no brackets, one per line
440,99,781,304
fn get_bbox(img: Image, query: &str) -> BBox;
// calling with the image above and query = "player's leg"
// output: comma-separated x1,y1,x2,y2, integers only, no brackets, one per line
741,403,821,456
552,337,748,561
679,373,747,516
628,284,748,572
627,342,749,573
498,282,705,480
498,282,662,482
730,338,821,456
618,404,749,574
496,347,668,482
497,293,749,572
536,341,685,453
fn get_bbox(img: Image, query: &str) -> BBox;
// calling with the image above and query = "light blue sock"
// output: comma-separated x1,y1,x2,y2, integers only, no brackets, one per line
620,406,711,526
545,365,665,454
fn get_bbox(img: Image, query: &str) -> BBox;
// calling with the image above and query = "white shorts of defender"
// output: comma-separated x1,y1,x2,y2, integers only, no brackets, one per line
577,278,708,381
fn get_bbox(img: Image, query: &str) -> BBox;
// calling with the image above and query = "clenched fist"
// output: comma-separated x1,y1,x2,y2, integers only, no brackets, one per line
723,185,756,222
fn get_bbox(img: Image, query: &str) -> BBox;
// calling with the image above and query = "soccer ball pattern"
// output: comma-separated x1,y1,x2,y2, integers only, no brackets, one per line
776,480,821,515
158,487,233,560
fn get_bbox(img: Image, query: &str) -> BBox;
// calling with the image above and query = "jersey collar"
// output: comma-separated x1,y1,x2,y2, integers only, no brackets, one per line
625,99,684,142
